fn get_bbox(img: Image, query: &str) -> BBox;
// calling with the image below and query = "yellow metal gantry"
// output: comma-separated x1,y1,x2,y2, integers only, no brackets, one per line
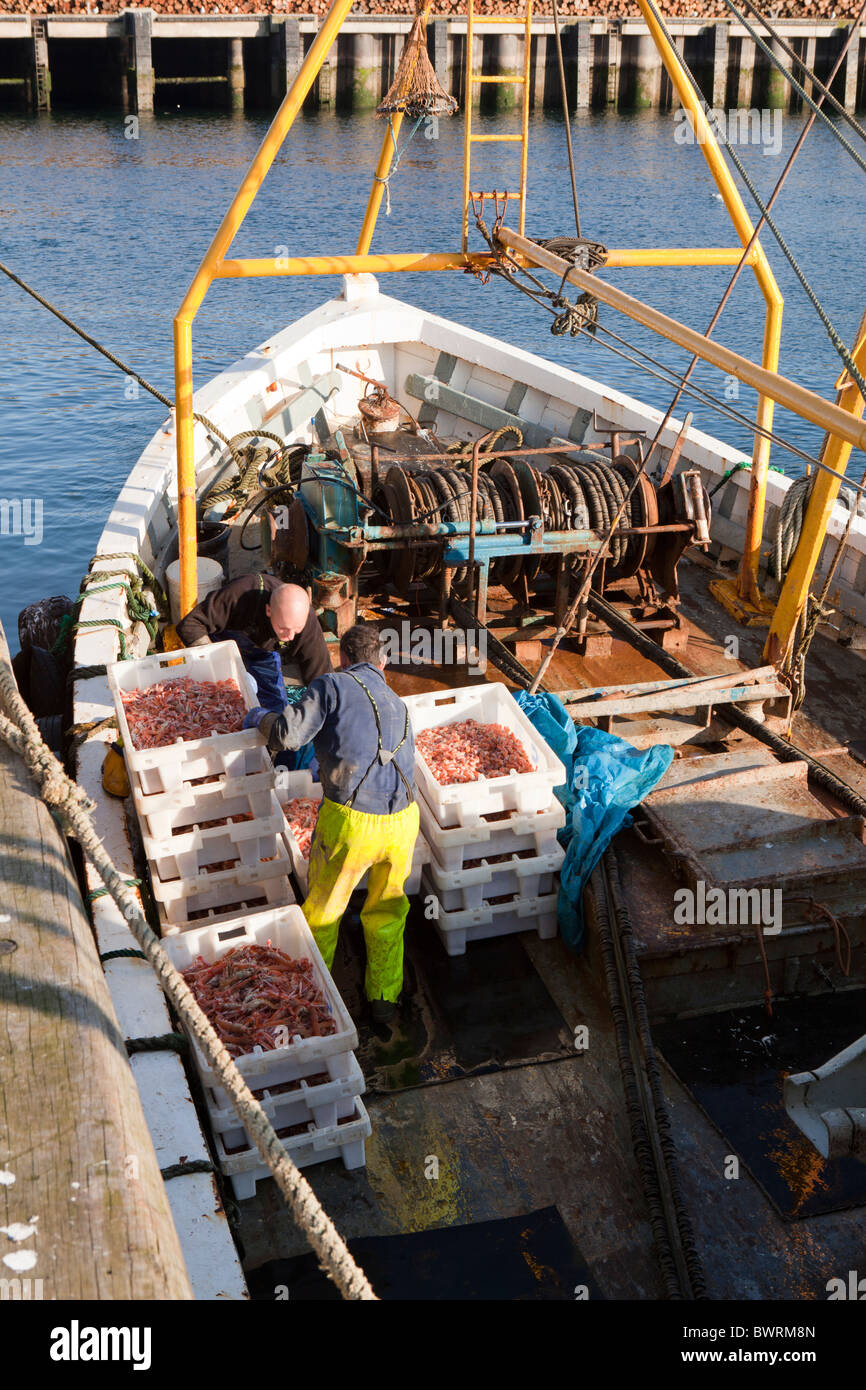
172,0,852,665
764,307,866,667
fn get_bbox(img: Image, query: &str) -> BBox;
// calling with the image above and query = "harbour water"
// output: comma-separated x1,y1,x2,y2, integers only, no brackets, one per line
0,104,862,647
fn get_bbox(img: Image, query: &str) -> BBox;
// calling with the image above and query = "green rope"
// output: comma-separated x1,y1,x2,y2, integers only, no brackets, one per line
89,877,140,902
78,577,159,642
100,948,147,963
707,460,750,499
61,618,129,661
126,1033,188,1056
96,552,167,605
52,548,169,664
53,617,129,661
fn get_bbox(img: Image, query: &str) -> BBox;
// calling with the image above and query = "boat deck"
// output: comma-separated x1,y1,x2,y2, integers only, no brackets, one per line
224,551,866,1300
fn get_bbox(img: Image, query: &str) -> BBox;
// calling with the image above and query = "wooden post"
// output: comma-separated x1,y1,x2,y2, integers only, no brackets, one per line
228,36,244,111
496,32,522,112
0,629,192,1300
803,33,817,102
270,16,301,105
528,30,544,108
843,25,860,113
634,33,661,109
575,20,591,109
431,17,448,93
124,8,153,115
712,21,729,109
766,35,788,110
351,30,380,110
736,35,755,108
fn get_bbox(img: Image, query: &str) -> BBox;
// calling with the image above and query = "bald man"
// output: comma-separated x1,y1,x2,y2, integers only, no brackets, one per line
176,573,330,713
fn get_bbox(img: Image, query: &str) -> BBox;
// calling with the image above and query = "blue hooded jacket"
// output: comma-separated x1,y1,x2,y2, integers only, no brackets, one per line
259,662,415,815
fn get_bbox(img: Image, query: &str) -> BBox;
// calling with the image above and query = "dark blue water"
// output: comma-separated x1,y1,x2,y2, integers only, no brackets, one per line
1,106,863,649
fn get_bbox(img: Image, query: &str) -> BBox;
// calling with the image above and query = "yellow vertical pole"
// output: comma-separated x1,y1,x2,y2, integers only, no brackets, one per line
173,316,196,621
635,0,784,613
357,112,406,257
462,0,475,254
172,0,355,619
764,307,866,666
356,5,433,257
739,297,783,607
518,1,533,236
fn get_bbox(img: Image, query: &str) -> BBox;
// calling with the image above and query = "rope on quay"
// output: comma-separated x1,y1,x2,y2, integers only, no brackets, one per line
0,620,377,1302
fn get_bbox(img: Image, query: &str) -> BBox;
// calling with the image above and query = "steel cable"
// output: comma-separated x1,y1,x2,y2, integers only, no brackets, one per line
642,0,866,409
731,0,866,145
720,0,866,179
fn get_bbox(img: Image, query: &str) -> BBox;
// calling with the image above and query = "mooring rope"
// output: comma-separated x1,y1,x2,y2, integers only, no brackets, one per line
0,627,377,1302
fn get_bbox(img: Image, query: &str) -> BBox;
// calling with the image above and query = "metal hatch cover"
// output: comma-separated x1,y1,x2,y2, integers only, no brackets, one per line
641,749,866,905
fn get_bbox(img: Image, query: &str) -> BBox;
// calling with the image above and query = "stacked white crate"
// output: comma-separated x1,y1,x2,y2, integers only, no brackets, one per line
403,684,567,956
108,642,296,931
163,908,371,1200
107,645,370,1196
276,769,431,897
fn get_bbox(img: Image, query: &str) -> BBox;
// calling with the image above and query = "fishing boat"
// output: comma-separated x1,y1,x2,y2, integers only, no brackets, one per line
4,0,866,1307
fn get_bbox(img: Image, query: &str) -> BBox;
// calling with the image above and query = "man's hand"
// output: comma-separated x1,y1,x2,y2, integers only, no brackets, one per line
243,706,267,730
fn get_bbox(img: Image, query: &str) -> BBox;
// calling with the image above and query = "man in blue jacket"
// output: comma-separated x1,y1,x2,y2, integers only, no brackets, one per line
244,622,418,1023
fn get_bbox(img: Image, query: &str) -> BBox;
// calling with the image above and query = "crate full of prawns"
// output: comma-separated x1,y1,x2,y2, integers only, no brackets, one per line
162,906,359,1109
402,683,567,829
107,641,261,795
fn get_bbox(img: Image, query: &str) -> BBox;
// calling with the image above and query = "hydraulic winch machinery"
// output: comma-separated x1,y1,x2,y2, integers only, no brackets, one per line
263,410,711,655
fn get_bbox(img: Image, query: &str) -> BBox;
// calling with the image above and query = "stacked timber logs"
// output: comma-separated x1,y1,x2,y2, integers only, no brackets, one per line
10,2,866,20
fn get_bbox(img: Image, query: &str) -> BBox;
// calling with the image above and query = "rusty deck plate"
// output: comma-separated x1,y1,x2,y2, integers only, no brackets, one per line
643,749,866,902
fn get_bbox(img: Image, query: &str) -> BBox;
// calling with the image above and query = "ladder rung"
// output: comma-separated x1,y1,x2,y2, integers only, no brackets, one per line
468,191,521,200
473,75,527,84
469,15,531,23
470,134,524,143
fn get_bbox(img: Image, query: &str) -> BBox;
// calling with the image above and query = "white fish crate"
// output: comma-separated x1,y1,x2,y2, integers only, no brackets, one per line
150,828,293,917
207,1053,366,1152
418,789,566,873
276,770,430,897
402,683,566,828
144,802,286,883
422,841,565,913
429,891,560,957
130,740,274,801
162,906,359,1107
157,857,296,931
133,762,277,841
108,641,261,795
214,1097,372,1200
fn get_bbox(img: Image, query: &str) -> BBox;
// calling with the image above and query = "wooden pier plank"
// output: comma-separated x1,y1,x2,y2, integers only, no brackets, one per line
0,705,192,1300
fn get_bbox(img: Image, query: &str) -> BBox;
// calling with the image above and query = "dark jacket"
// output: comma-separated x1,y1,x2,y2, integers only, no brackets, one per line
176,573,331,685
260,663,415,815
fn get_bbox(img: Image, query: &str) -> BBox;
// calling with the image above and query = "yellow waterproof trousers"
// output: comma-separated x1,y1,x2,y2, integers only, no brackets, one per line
302,797,420,1003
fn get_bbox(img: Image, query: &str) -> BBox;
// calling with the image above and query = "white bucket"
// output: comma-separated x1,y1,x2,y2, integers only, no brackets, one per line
165,556,224,625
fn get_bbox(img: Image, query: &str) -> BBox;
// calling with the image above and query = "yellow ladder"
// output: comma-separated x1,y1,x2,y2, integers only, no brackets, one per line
461,0,534,254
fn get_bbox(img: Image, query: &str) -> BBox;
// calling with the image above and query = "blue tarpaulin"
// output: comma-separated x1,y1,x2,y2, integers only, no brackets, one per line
514,691,673,952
